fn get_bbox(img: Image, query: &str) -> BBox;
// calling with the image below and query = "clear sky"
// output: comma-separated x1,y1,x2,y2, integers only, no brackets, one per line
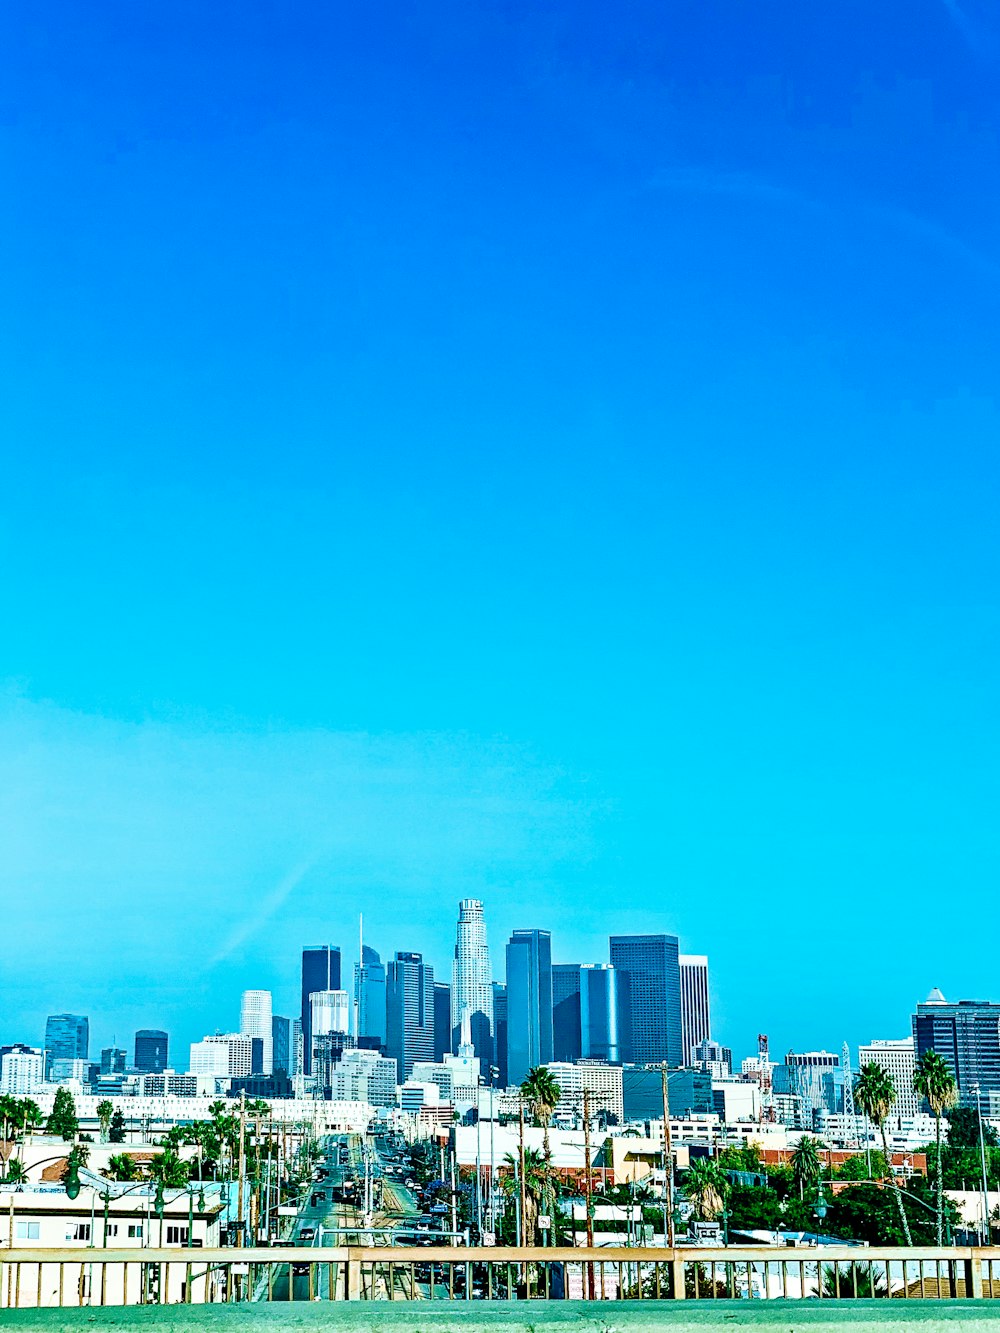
3,1,999,1065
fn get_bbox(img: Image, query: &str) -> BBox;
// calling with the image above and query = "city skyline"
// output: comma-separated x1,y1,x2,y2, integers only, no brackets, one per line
2,891,971,1079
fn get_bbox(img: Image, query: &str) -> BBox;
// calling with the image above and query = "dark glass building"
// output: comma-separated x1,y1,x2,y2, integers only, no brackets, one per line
271,1015,291,1077
134,1029,168,1073
552,964,582,1062
492,982,508,1087
505,929,553,1086
44,1014,89,1078
622,1066,713,1122
356,946,387,1050
385,952,435,1079
580,964,624,1063
609,934,682,1067
433,982,452,1061
913,992,1000,1110
100,1047,126,1075
301,945,341,1075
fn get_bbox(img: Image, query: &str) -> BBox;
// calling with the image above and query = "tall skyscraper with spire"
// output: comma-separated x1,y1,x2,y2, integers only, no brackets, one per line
450,898,494,1068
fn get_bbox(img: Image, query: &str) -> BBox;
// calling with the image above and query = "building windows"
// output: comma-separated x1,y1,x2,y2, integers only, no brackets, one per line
128,1224,143,1239
165,1226,189,1245
105,1224,119,1238
15,1221,40,1240
66,1223,91,1242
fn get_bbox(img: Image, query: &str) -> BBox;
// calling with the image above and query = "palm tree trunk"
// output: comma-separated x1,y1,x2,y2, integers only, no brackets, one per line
880,1122,912,1245
935,1111,943,1246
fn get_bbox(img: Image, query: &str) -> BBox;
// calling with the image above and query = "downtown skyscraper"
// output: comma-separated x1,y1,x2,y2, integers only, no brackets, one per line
240,989,273,1074
679,954,711,1064
505,929,553,1086
386,951,435,1079
610,933,682,1067
450,898,494,1068
301,945,341,1074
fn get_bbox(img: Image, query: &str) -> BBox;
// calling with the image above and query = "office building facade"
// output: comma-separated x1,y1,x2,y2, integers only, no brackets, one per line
0,1045,44,1095
271,1015,291,1077
913,992,1000,1110
679,955,711,1063
301,945,341,1074
239,990,273,1075
609,935,682,1067
355,946,387,1049
505,929,553,1086
386,952,435,1079
552,964,582,1063
492,982,508,1087
450,898,494,1068
580,963,624,1063
100,1047,127,1076
434,982,452,1061
44,1014,89,1079
134,1029,168,1073
858,1038,918,1119
621,1065,713,1122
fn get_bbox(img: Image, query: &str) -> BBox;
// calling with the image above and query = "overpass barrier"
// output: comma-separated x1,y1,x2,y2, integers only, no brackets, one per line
3,1245,1000,1308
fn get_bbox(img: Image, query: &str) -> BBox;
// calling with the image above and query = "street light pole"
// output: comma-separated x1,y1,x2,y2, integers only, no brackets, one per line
974,1085,991,1245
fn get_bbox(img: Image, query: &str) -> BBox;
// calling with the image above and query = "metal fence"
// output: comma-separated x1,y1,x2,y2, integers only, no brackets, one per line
4,1245,1000,1308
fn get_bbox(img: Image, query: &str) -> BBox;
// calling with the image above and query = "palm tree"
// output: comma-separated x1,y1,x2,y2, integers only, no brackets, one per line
682,1159,727,1220
96,1100,115,1143
104,1153,139,1183
0,1094,17,1145
148,1148,191,1188
520,1067,561,1159
791,1135,822,1200
500,1148,556,1242
913,1050,958,1245
854,1062,912,1244
3,1158,28,1185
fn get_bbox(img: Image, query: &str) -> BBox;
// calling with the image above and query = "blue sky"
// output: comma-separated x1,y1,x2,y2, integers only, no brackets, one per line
3,1,999,1064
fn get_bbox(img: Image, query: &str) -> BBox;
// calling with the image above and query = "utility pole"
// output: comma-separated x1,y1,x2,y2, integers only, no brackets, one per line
236,1091,247,1248
449,1142,458,1241
583,1089,595,1299
661,1065,675,1247
518,1099,527,1247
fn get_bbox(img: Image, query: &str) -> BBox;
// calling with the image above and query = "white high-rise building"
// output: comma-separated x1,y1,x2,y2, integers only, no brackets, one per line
679,955,711,1064
451,898,494,1066
858,1038,918,1119
240,989,273,1075
543,1060,624,1125
189,1033,255,1078
0,1046,44,1095
311,990,350,1037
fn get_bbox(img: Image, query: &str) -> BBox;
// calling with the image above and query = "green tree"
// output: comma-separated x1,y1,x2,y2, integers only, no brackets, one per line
946,1106,998,1148
15,1099,43,1141
499,1147,557,1242
109,1108,126,1143
104,1153,139,1182
148,1148,191,1187
854,1062,912,1245
45,1087,79,1141
913,1050,958,1245
3,1158,28,1184
519,1067,561,1159
837,1149,889,1180
681,1158,727,1220
791,1135,822,1199
96,1100,115,1143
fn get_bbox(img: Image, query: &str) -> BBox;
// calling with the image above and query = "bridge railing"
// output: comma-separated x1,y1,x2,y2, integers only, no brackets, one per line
3,1245,1000,1308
